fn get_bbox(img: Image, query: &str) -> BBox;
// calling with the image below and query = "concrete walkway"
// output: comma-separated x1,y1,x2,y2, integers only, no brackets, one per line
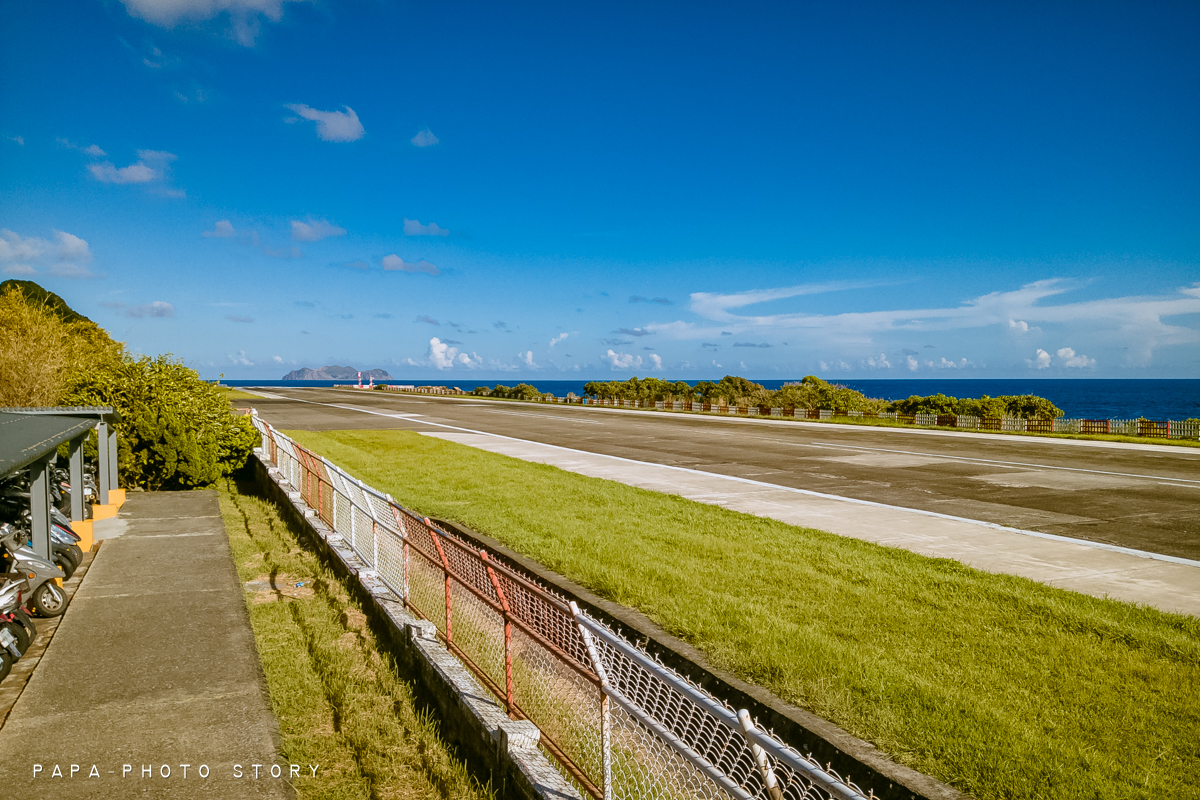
0,491,292,798
423,432,1200,618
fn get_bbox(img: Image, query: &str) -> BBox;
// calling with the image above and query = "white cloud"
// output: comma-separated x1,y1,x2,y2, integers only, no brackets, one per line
291,218,347,242
49,263,98,279
934,357,969,369
1032,348,1052,369
865,353,891,368
519,350,536,368
381,255,439,275
549,332,569,347
649,353,663,370
905,355,919,371
411,129,439,147
57,138,105,156
285,104,364,142
230,350,253,366
203,220,237,238
421,337,481,370
0,228,95,278
603,350,643,370
403,218,449,237
105,300,174,318
0,229,48,263
8,136,24,146
1008,318,1032,333
119,0,303,46
54,231,92,264
273,355,283,363
677,279,1200,369
88,149,177,187
89,162,156,184
1056,347,1096,368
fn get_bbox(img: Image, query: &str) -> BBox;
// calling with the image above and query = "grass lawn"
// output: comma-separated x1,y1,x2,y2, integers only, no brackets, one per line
218,476,493,800
287,428,1200,800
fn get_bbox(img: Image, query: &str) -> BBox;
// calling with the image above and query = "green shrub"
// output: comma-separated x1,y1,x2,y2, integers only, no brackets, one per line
488,383,543,400
887,393,1063,419
67,354,258,490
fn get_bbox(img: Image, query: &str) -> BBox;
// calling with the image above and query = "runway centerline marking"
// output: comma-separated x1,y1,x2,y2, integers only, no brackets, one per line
266,398,1200,569
803,441,1200,485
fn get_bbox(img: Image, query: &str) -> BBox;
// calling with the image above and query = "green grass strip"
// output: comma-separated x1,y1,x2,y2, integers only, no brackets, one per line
218,476,494,800
217,386,264,401
287,428,1200,800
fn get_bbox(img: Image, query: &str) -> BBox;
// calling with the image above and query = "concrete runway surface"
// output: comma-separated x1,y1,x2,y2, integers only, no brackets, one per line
244,388,1200,614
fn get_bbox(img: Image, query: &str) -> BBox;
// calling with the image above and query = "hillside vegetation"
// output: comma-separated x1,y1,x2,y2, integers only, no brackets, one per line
0,281,256,489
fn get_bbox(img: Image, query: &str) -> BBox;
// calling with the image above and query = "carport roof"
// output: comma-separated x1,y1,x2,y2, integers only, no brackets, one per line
0,411,99,477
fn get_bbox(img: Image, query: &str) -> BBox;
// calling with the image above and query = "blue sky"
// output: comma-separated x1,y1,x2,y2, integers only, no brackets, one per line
2,1,1198,380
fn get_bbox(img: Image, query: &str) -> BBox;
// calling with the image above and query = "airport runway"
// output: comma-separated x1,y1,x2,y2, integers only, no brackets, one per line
244,387,1200,561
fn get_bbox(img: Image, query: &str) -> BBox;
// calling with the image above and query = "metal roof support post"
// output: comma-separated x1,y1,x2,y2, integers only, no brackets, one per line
97,421,111,505
108,425,118,491
68,434,85,522
30,454,54,560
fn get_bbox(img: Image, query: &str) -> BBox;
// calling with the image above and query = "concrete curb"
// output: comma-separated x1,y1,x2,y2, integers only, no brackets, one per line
429,516,969,800
251,451,582,800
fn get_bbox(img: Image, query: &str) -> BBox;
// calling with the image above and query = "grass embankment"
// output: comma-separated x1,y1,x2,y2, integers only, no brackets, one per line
287,429,1200,800
218,386,264,401
218,477,493,800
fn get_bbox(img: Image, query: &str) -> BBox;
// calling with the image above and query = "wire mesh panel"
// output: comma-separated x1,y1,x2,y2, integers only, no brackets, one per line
249,414,875,800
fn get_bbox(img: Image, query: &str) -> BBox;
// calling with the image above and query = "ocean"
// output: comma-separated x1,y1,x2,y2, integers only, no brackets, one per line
224,378,1199,421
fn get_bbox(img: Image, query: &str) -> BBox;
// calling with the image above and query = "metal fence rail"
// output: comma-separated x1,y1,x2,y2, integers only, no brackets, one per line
250,413,875,800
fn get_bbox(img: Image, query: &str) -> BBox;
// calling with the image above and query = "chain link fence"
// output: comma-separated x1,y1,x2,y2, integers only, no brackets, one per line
250,413,876,800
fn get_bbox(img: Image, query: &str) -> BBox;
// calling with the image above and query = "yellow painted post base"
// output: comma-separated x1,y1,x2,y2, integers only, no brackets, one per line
71,520,94,550
109,488,126,507
91,503,118,521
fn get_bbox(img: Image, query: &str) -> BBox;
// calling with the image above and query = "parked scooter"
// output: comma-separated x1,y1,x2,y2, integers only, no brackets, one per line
0,475,85,579
0,522,67,618
53,462,97,519
0,572,34,681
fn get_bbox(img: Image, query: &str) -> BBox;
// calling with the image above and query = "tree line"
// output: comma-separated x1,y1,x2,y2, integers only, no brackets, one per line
472,375,1064,419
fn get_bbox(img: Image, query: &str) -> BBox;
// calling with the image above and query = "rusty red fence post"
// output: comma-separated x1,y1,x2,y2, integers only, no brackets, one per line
429,518,452,643
482,551,515,714
316,471,323,523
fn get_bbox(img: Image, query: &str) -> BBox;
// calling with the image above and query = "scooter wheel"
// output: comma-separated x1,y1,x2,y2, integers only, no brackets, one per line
29,582,67,618
1,621,30,657
0,651,12,682
54,553,77,581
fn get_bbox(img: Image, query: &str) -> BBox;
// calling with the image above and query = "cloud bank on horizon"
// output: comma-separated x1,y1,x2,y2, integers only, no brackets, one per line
3,1,1198,380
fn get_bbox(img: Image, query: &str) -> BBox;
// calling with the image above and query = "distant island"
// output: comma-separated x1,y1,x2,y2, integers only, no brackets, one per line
282,365,392,381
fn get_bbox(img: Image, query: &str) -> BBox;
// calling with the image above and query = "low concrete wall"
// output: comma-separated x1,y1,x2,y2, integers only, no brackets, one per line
250,451,581,800
429,517,967,800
